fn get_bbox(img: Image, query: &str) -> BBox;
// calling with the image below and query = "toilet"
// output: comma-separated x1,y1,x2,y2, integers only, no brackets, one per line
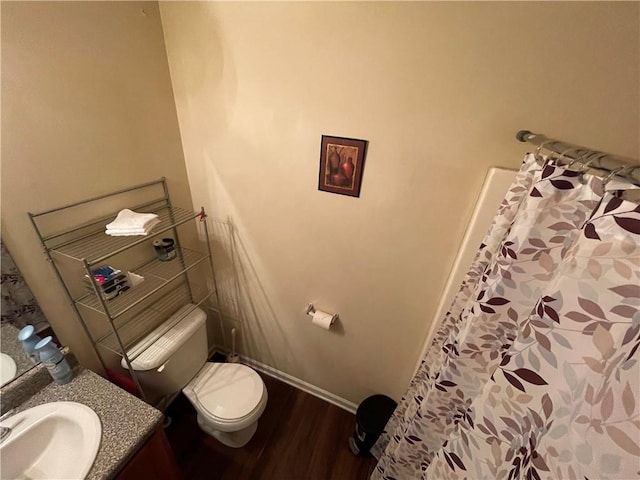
121,304,267,448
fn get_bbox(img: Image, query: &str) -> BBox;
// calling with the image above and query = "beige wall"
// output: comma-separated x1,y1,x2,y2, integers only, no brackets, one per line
160,2,639,404
1,2,191,372
1,1,637,406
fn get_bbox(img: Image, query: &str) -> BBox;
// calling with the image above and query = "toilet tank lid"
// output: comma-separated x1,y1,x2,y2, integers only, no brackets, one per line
120,304,206,371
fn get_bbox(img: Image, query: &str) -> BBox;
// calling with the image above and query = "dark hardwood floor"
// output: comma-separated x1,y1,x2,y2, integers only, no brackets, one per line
164,371,377,480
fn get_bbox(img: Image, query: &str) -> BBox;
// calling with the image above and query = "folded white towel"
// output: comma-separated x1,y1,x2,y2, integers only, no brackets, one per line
106,209,160,231
106,214,160,237
106,230,152,236
107,218,160,234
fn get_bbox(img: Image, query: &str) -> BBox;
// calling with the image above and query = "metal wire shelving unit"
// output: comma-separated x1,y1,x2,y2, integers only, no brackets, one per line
29,178,220,404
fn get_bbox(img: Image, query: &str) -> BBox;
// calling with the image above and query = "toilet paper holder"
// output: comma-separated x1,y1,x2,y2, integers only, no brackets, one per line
305,303,338,330
305,303,316,316
306,303,334,316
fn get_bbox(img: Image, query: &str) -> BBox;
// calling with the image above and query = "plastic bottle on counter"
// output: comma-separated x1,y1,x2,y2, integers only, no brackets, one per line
34,336,73,385
17,325,42,364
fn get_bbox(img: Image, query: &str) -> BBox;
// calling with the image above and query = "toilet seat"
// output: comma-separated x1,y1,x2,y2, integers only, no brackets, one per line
183,363,267,429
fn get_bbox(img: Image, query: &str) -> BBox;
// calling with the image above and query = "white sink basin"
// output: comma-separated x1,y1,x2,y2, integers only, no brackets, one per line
0,353,17,385
0,401,101,480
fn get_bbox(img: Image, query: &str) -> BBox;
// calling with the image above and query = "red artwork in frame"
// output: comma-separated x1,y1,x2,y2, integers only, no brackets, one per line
318,135,368,197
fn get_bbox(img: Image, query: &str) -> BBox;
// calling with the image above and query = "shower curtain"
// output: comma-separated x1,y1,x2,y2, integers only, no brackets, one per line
372,154,640,480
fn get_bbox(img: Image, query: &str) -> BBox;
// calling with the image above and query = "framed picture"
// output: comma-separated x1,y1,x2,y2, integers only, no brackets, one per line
318,135,368,197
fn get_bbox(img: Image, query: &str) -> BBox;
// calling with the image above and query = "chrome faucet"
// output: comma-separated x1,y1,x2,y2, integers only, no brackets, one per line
0,409,16,444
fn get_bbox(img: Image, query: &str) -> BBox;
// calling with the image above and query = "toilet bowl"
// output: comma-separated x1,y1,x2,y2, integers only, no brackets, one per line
121,305,267,447
183,362,268,447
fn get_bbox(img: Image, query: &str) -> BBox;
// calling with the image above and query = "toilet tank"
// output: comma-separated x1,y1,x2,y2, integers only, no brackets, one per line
121,304,208,404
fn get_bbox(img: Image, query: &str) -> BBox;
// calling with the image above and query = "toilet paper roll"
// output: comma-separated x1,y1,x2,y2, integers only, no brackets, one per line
311,310,337,330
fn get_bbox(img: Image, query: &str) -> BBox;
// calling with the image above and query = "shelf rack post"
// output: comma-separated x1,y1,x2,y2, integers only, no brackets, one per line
83,259,148,402
163,178,195,304
27,212,110,375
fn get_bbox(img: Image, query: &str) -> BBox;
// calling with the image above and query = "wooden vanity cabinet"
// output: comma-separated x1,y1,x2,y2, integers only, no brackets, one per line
116,427,182,480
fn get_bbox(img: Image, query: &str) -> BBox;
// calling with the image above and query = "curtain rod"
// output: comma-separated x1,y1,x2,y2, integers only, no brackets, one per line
516,130,640,185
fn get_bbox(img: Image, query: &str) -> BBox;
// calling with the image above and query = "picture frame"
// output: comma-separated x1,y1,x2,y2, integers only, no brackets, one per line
318,135,368,197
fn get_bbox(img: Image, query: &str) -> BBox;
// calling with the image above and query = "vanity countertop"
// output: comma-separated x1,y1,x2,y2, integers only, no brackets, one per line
13,367,164,479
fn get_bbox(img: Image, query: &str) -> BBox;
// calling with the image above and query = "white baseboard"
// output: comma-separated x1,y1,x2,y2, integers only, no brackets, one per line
212,344,357,414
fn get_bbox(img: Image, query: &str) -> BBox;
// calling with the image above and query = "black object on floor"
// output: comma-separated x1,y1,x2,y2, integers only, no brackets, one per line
349,394,397,457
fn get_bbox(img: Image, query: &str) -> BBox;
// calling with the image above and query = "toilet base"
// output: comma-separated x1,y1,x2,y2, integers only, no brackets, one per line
196,413,259,448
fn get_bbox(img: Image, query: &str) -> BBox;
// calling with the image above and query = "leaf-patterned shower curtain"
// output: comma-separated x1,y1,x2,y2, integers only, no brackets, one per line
372,154,640,480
